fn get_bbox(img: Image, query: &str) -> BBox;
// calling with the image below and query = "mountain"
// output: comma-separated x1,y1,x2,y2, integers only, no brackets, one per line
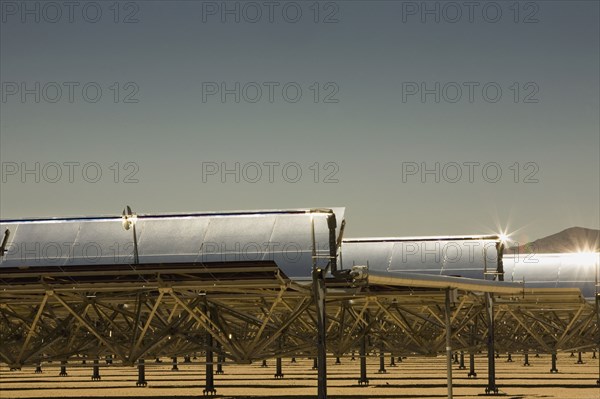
508,227,600,254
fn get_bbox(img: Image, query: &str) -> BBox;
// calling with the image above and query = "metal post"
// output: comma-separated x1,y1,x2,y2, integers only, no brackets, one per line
358,332,368,386
313,267,328,399
468,352,476,378
291,357,296,363
204,306,216,395
459,351,465,370
597,267,599,386
390,354,396,367
576,352,583,364
35,361,42,374
484,292,498,394
524,351,530,366
351,351,355,361
216,355,224,374
312,358,318,370
453,352,459,364
216,344,224,375
275,337,284,379
335,357,341,365
59,360,68,377
275,357,284,379
171,356,179,371
378,350,386,373
550,353,558,373
136,359,147,387
468,320,477,378
507,354,513,362
597,352,600,386
204,350,216,394
92,357,101,380
445,289,454,399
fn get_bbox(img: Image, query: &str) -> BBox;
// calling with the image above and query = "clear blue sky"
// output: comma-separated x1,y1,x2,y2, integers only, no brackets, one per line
1,0,598,245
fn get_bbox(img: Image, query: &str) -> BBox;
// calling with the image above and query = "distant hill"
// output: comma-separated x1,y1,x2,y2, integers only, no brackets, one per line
509,227,600,254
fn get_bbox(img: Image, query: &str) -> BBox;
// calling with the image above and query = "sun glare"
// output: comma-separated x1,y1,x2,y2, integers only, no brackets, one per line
498,232,510,244
569,251,600,264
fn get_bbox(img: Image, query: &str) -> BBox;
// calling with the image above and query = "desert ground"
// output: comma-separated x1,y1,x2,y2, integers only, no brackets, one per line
1,353,598,399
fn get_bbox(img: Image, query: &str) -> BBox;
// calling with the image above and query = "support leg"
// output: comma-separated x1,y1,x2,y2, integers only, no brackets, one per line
291,357,296,363
261,359,268,368
550,353,558,373
274,337,284,379
92,357,101,381
136,359,147,387
576,352,583,364
468,353,477,378
184,355,192,363
313,267,328,399
203,305,217,396
216,354,224,375
593,294,600,387
390,354,396,367
204,349,216,394
59,360,68,377
275,357,284,379
484,292,498,395
524,352,530,366
214,342,223,374
378,350,386,373
358,333,368,386
171,357,179,371
459,351,465,370
445,289,454,399
507,353,513,362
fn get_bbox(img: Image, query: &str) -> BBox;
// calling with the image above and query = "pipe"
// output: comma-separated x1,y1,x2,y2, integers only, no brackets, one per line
366,271,523,295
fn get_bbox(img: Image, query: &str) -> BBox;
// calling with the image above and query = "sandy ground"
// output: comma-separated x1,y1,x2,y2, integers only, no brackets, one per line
1,353,599,398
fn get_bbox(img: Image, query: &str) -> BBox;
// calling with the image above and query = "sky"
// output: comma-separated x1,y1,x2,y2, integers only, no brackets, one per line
1,0,599,245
